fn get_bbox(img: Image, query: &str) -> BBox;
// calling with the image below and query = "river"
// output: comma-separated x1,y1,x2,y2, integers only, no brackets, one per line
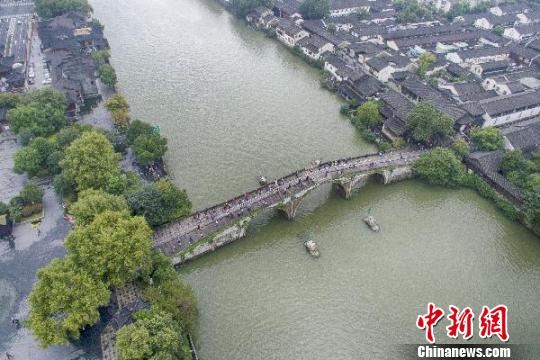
0,0,538,358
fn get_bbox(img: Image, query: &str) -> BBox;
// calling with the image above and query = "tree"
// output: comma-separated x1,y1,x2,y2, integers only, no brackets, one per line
55,126,84,148
450,139,470,159
14,137,57,176
24,88,68,110
61,131,121,192
353,100,381,129
155,180,192,220
91,49,110,64
417,52,436,78
414,147,464,187
98,64,117,87
116,307,185,360
20,182,44,205
523,190,540,231
500,150,530,176
407,102,454,145
7,105,66,137
299,0,330,19
0,93,21,109
145,279,198,332
46,150,65,175
70,189,128,226
27,258,110,348
127,181,191,227
65,211,152,287
492,25,504,36
35,0,92,18
133,133,168,166
105,93,129,113
111,108,130,127
230,0,270,16
14,146,42,176
127,119,153,144
471,127,504,151
126,184,168,227
354,9,370,20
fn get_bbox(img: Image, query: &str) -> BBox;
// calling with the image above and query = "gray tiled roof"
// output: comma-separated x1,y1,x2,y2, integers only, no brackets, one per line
501,116,540,153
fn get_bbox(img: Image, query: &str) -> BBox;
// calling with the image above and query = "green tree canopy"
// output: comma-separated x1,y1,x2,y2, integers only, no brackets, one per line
127,181,192,227
20,182,44,205
8,104,67,138
450,138,470,159
65,211,152,287
127,119,153,144
105,93,129,113
70,189,129,226
523,190,540,231
407,102,454,145
98,64,117,87
470,127,504,151
417,52,436,78
414,147,464,187
500,150,531,175
230,0,271,16
116,307,185,360
23,87,68,110
133,133,168,166
145,279,198,332
35,0,92,18
27,258,110,348
353,100,381,130
299,0,330,19
14,137,58,176
0,93,21,109
61,131,121,192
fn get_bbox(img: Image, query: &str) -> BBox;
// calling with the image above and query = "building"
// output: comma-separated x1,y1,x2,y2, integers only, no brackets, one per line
297,35,335,60
0,2,33,91
503,22,540,41
364,54,412,82
324,53,354,82
465,151,523,205
501,116,540,153
329,0,370,17
39,12,110,115
246,7,277,29
446,46,510,65
463,89,540,127
275,19,309,47
470,60,510,78
380,89,415,139
482,70,540,96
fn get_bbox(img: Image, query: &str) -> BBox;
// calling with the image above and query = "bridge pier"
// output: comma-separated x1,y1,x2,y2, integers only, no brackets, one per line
277,196,304,220
334,173,370,200
379,165,415,185
172,216,252,265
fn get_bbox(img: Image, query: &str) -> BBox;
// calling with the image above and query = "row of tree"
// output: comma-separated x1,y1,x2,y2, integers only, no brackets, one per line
5,87,197,357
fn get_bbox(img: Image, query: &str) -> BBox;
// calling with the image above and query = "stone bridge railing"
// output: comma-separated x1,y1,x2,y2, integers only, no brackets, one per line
153,150,425,264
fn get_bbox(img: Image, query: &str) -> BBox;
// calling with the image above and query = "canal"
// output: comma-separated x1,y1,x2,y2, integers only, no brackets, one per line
89,0,540,359
0,0,538,358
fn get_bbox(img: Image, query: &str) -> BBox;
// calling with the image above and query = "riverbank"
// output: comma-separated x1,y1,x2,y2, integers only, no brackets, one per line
86,1,540,359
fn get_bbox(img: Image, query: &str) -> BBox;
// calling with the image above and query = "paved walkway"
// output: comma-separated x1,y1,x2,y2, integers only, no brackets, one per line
153,150,424,257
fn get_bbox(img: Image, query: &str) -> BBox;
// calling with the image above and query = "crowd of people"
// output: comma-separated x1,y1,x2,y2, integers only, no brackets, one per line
154,150,423,254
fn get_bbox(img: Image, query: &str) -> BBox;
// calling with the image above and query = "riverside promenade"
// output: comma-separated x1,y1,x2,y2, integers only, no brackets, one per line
153,150,425,263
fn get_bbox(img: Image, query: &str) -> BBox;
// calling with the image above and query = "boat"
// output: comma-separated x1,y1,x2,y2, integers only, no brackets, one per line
304,240,320,257
258,176,267,185
363,215,380,232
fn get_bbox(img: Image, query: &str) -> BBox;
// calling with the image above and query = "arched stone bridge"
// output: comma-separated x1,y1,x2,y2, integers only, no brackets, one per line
153,150,425,264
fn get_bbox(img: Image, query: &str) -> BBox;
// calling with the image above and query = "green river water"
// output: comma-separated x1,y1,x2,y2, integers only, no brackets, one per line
88,0,540,358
